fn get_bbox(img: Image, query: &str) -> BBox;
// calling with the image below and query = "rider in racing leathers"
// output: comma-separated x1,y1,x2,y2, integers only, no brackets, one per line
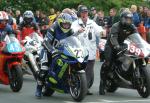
35,13,74,98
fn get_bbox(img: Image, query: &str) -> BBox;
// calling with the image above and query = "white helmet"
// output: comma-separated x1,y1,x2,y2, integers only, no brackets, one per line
23,10,34,24
23,10,34,19
0,11,9,20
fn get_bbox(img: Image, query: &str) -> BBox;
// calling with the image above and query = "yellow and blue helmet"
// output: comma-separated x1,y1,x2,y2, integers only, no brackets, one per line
57,13,73,33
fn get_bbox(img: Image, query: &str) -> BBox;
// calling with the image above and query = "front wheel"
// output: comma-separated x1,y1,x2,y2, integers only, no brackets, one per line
42,86,55,96
69,71,87,102
106,80,118,93
10,65,23,92
137,66,150,98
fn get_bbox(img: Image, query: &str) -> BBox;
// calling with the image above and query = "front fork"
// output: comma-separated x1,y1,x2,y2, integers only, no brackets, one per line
6,62,12,82
133,59,146,86
68,65,85,86
26,52,39,72
6,61,21,83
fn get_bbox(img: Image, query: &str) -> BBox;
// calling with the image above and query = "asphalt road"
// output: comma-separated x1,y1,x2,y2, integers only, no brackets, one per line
0,61,150,103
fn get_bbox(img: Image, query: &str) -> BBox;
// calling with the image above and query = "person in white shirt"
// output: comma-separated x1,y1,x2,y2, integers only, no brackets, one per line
71,5,104,95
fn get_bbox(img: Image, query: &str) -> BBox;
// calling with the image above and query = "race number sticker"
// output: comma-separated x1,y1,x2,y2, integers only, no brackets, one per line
7,42,22,53
129,44,142,56
74,48,83,58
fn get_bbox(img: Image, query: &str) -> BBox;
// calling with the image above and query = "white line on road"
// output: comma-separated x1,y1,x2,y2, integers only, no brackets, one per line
65,99,150,103
101,99,150,103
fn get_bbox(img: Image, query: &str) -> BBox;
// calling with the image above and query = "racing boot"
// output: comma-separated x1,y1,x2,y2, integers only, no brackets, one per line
35,84,43,98
99,79,106,95
35,69,47,98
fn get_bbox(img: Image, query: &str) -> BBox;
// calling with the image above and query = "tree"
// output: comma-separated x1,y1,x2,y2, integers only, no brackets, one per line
0,0,149,15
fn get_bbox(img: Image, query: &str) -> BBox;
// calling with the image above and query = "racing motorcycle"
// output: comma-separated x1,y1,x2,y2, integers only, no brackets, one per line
42,36,88,102
22,32,43,79
0,34,25,92
99,33,150,98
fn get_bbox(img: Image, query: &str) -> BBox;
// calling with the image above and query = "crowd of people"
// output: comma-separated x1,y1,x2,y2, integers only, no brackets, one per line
0,4,150,99
1,5,150,41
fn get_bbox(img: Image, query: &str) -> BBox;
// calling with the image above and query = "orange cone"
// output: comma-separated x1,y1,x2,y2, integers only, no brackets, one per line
138,23,146,40
96,49,100,60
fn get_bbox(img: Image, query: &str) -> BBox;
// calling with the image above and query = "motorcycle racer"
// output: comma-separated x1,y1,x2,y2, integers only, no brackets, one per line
35,12,74,98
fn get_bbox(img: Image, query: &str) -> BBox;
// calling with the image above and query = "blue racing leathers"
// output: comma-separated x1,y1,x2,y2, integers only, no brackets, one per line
40,21,73,71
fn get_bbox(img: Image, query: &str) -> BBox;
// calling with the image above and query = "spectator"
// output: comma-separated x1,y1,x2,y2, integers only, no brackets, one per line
95,10,105,26
130,5,140,27
56,11,60,17
90,7,97,20
107,8,120,28
39,11,49,25
138,6,144,22
15,10,23,25
71,5,104,95
48,8,57,26
143,6,149,16
144,10,150,43
5,8,14,26
35,10,40,24
95,10,108,37
38,11,49,37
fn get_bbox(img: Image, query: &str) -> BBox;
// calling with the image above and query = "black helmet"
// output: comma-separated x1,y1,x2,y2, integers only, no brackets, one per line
77,5,88,17
120,11,133,26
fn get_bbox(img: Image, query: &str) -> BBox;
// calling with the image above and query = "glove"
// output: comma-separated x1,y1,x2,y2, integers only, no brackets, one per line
120,43,128,51
114,43,128,52
51,49,60,58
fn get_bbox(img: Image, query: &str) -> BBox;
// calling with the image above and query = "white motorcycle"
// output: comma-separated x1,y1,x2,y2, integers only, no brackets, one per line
22,32,43,79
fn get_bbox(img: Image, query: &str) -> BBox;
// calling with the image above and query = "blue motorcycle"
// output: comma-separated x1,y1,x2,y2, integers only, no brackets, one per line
42,36,88,102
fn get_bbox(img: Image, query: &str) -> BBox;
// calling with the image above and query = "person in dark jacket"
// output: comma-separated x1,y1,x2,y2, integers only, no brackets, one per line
107,8,120,28
99,10,138,95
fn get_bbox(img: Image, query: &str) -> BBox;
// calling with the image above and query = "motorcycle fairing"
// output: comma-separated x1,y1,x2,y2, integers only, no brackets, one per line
125,33,150,58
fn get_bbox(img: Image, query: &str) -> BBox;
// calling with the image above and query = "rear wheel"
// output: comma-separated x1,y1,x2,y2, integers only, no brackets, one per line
69,72,87,102
10,65,23,92
137,66,150,98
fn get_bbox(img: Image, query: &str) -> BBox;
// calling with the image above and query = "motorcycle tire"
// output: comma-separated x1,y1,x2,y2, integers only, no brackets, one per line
10,65,23,92
137,66,150,98
42,86,55,96
106,80,118,93
70,72,87,102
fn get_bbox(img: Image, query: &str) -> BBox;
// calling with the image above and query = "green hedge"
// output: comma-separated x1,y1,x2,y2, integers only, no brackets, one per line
0,0,149,15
